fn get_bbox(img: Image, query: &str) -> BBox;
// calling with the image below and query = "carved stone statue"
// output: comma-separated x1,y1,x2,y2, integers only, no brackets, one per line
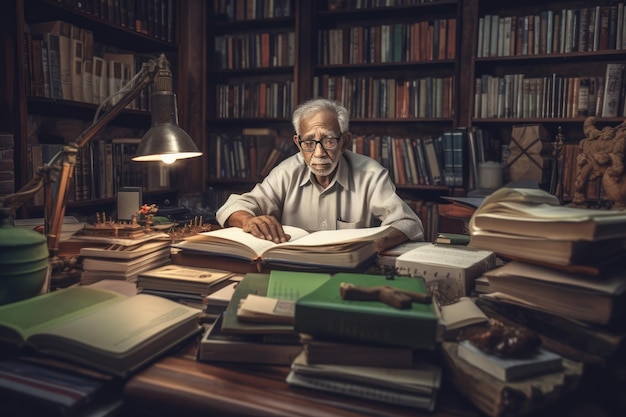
572,117,626,209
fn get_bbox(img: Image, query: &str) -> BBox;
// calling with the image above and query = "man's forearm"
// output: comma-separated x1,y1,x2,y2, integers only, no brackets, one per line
375,227,410,253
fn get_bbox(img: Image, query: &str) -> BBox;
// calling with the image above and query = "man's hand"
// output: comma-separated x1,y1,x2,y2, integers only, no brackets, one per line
226,211,291,243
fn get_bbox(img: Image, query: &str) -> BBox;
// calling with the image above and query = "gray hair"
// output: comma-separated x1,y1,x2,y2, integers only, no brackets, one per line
292,98,350,135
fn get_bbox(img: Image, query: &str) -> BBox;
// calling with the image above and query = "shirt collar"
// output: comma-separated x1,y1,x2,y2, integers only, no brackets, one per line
297,153,350,190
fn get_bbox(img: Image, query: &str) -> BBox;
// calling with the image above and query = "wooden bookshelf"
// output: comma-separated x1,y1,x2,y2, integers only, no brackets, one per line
0,0,185,219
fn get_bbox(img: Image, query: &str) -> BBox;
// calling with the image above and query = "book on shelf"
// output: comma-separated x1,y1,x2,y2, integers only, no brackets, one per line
197,312,302,366
173,225,391,270
136,264,234,297
300,334,417,369
456,340,563,382
482,261,626,326
475,295,626,364
286,351,441,412
395,244,496,298
440,341,583,417
0,286,201,378
468,187,626,241
294,273,438,350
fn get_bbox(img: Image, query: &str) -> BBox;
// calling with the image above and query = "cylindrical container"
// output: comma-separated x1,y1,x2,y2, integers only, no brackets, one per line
0,209,49,305
478,161,504,190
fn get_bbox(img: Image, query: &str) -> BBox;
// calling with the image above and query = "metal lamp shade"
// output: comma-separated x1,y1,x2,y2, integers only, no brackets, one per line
132,91,202,162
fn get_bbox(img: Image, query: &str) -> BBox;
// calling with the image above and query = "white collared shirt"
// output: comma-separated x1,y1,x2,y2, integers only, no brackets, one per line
216,150,424,240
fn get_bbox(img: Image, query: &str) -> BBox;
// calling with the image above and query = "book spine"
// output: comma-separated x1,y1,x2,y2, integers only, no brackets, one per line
294,303,436,350
286,371,435,411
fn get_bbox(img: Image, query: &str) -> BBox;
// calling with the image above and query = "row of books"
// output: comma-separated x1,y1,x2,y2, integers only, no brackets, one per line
477,4,626,58
214,31,296,70
215,80,294,119
210,132,294,181
64,0,175,42
27,135,169,205
213,0,293,21
26,19,156,110
0,132,14,196
474,65,626,120
318,18,457,65
328,0,445,10
313,74,454,120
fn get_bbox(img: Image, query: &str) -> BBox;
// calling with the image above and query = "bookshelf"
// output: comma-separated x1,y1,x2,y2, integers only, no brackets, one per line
1,0,180,220
204,0,467,239
467,0,626,205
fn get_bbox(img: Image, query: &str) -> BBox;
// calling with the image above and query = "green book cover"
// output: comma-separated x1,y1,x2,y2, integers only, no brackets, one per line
221,271,332,334
294,273,438,349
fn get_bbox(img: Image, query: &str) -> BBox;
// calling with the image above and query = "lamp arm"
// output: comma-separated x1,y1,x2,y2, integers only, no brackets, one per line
46,54,171,259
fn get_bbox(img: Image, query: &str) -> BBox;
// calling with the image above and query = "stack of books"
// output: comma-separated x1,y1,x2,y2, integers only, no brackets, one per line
77,233,172,285
467,187,626,364
197,271,331,365
287,273,442,411
137,265,235,310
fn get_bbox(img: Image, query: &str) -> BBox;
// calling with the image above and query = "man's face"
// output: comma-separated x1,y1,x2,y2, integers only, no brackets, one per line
293,110,349,180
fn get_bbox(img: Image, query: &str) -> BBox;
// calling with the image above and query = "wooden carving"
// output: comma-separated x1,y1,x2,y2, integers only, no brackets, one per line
572,117,626,209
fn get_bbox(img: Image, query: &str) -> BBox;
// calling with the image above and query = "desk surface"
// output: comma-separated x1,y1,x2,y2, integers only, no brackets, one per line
122,340,479,417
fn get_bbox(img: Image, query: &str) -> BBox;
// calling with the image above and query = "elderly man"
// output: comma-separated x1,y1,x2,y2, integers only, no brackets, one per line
216,98,424,252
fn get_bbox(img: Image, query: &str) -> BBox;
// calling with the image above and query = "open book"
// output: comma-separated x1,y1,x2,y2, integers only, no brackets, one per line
173,225,391,269
0,287,201,377
469,187,626,241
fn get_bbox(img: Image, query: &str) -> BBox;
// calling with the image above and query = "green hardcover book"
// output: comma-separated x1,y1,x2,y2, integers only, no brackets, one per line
221,271,331,335
294,273,438,350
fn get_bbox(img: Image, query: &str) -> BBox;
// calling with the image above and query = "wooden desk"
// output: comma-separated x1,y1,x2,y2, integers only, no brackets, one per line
122,339,479,417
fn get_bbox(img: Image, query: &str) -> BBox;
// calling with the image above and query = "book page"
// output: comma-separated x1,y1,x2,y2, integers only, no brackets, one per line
187,225,310,258
266,225,390,251
31,294,199,354
438,297,488,330
0,287,126,341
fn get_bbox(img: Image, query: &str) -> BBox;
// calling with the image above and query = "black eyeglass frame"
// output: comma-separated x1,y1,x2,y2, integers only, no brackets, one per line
296,134,342,152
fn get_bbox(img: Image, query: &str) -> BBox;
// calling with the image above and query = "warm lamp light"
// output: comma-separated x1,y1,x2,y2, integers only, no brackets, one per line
0,53,202,290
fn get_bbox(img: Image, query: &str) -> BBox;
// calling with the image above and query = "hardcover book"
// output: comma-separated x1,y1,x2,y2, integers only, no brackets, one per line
395,244,496,298
287,351,441,411
468,187,626,241
220,271,331,335
173,225,391,270
456,340,563,382
294,273,438,349
482,261,626,326
300,335,416,368
197,313,302,365
137,264,234,297
0,287,201,377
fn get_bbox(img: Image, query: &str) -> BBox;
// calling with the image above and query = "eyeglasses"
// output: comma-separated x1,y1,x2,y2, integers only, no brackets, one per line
297,135,340,152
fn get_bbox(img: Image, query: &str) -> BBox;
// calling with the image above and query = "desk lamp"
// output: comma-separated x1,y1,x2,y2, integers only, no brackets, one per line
0,53,202,303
